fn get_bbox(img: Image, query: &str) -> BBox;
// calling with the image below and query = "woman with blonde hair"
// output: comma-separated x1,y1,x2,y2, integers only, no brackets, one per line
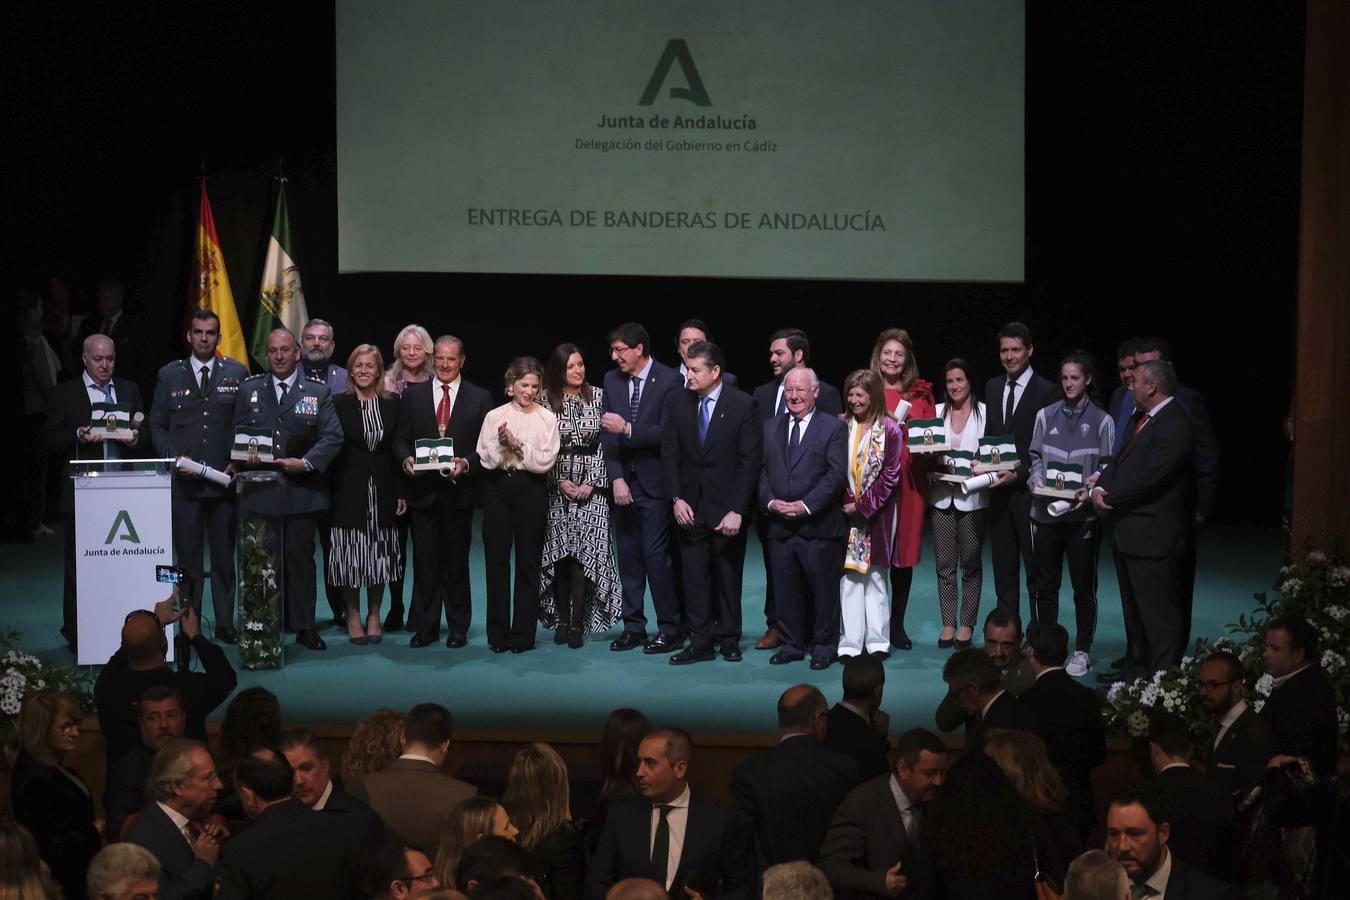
8,689,100,900
342,708,406,778
0,819,62,900
503,743,584,900
431,797,519,889
330,343,405,644
382,323,434,632
838,369,903,659
982,728,1081,886
868,328,936,650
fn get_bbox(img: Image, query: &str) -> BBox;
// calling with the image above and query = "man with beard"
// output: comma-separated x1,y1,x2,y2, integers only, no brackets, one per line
301,318,348,628
1105,784,1239,900
105,686,188,841
934,607,1033,732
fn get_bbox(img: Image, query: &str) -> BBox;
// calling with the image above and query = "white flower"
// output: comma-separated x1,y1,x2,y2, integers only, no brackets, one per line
1152,670,1165,685
1321,650,1345,675
1279,565,1293,577
1181,656,1193,668
1141,684,1160,707
1337,708,1349,737
1107,682,1125,702
1253,700,1266,714
1255,673,1275,696
1306,550,1328,566
1127,711,1150,737
1329,567,1350,589
1327,605,1348,622
1280,579,1302,596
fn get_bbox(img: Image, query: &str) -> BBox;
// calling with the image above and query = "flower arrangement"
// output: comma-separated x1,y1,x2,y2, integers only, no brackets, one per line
1103,545,1350,742
1,630,94,746
237,519,284,670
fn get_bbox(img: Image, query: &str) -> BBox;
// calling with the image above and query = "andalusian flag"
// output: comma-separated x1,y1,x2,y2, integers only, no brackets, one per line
249,183,310,370
193,181,249,368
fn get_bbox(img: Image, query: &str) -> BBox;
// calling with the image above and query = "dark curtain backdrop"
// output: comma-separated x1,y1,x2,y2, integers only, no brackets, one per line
4,1,1304,526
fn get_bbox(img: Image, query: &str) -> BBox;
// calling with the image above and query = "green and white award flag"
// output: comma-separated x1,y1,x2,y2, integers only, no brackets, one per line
89,402,135,440
907,417,949,452
937,449,974,482
232,427,275,464
977,435,1019,471
1036,462,1084,499
414,437,456,472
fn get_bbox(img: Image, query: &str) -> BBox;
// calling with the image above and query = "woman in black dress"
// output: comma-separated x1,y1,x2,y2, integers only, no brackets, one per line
8,688,101,900
330,344,404,644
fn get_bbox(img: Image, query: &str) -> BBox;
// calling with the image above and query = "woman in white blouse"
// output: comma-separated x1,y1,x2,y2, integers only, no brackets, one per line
929,359,989,649
476,357,561,652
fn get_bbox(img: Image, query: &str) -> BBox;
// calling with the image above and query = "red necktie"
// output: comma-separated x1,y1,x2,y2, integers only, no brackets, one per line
436,383,452,436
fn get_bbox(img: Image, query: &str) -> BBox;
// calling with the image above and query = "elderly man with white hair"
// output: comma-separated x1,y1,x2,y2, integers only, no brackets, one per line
88,842,162,900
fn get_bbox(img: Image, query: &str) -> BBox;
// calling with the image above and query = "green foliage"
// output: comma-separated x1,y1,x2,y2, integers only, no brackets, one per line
1,630,95,746
237,519,284,670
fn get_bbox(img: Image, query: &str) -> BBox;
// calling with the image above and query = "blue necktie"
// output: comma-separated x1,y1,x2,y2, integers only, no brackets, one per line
1112,394,1135,455
776,386,787,417
788,417,802,463
629,376,642,421
99,384,119,460
698,396,712,443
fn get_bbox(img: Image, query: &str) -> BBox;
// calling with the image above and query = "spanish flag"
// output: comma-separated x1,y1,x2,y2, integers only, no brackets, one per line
192,180,249,369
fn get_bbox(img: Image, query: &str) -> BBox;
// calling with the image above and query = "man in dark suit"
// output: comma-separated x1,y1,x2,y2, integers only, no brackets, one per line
1105,784,1242,900
586,728,750,900
215,753,367,900
1092,359,1195,680
45,332,146,652
1147,714,1235,880
942,648,1041,747
819,728,946,900
750,328,843,650
124,738,226,900
731,686,858,873
395,335,491,648
673,319,738,390
1197,650,1274,798
1259,615,1338,777
600,322,684,653
105,685,187,841
934,607,1035,733
232,328,342,651
982,321,1058,623
824,655,891,783
149,309,249,643
300,317,348,628
348,703,476,858
280,728,386,846
1107,338,1142,458
758,366,848,669
663,342,762,664
1019,623,1106,839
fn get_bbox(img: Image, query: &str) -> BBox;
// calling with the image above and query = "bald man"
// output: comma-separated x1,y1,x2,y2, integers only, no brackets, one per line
45,333,146,653
605,879,668,900
94,592,237,764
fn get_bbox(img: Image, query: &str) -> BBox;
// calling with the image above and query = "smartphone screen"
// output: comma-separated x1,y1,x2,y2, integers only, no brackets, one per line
155,565,184,584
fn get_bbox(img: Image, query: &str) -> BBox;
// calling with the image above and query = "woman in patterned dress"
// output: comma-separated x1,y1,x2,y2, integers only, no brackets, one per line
329,344,404,644
538,343,623,647
380,324,433,632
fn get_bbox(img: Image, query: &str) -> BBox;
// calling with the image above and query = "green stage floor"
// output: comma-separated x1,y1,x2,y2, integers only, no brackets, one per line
0,523,1283,735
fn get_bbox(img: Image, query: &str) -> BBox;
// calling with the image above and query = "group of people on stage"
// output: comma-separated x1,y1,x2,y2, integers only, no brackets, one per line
45,309,1217,680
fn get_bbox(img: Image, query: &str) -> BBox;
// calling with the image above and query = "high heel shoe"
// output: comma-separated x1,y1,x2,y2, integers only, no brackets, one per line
366,613,383,644
938,635,955,649
567,628,584,649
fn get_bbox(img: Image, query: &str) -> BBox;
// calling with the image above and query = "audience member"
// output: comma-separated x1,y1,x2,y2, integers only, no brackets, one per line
343,707,409,779
123,738,225,900
731,685,858,871
586,728,749,900
1145,714,1234,878
1063,850,1129,900
823,656,890,783
214,687,283,827
1017,622,1106,839
351,703,478,859
602,879,666,900
368,839,442,900
673,319,739,390
982,729,1082,887
75,276,151,393
87,842,162,900
926,750,1043,900
105,685,187,841
1259,614,1337,777
502,743,584,900
761,862,832,900
214,753,366,899
455,837,541,896
934,607,1032,732
94,594,236,764
590,708,653,844
280,728,387,844
434,804,522,889
17,289,60,543
819,728,944,900
1104,784,1240,900
8,688,101,900
1196,650,1274,797
941,647,1040,747
0,819,61,899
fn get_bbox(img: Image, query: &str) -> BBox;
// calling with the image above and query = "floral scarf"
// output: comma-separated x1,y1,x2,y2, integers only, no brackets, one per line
845,417,887,573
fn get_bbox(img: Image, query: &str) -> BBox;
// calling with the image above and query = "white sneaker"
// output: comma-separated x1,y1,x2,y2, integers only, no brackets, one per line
1066,651,1092,677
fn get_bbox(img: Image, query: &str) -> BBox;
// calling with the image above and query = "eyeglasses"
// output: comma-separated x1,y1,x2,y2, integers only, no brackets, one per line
397,873,437,886
124,609,161,628
609,344,635,357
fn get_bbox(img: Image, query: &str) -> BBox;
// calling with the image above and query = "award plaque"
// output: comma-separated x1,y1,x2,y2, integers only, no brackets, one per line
906,417,949,453
414,437,456,473
89,402,136,441
232,427,275,464
976,435,1020,472
935,449,974,483
1034,462,1085,499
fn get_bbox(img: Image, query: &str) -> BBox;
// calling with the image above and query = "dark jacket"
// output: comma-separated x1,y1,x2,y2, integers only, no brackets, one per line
983,368,1058,488
150,356,250,500
1260,665,1338,778
394,377,492,509
819,773,930,900
527,822,586,900
10,748,101,900
824,704,890,783
44,374,146,512
757,412,849,540
601,359,683,496
105,742,155,841
1096,399,1195,558
1156,765,1234,878
1205,704,1275,798
752,378,844,422
969,690,1042,748
124,799,217,900
662,385,763,524
1017,668,1106,836
329,393,403,529
232,373,343,516
213,798,367,900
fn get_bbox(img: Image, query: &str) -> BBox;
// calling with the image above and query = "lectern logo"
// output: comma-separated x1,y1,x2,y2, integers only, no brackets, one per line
105,510,142,545
639,39,712,107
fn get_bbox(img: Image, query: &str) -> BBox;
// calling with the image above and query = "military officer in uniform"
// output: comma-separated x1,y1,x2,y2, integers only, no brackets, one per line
301,317,348,628
150,309,248,643
233,328,342,651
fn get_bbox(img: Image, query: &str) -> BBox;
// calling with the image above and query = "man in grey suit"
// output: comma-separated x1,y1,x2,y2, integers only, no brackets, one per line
820,728,946,900
348,703,476,859
150,309,249,643
124,738,226,900
232,328,342,651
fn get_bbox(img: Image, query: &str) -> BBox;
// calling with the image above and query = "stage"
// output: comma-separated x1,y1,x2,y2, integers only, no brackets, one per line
0,523,1283,735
